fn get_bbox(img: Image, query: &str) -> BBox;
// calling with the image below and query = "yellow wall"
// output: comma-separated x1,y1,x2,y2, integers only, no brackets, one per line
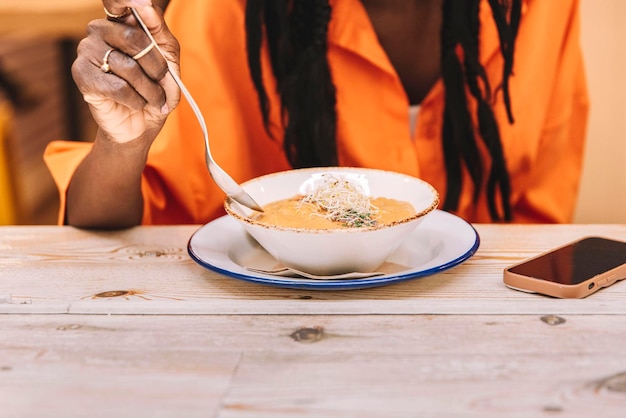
574,0,626,223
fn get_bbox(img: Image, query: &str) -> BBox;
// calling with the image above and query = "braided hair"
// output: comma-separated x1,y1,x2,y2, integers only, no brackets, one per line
245,0,521,221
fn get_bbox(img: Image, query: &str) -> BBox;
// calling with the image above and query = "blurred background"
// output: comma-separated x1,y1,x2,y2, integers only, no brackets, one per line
0,0,624,225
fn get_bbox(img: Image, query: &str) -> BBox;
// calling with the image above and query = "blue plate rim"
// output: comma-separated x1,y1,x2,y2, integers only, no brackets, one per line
187,209,480,290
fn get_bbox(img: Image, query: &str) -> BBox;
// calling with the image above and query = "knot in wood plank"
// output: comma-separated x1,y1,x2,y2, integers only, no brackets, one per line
290,327,324,343
136,249,165,257
125,246,186,261
601,371,626,393
56,324,81,331
542,404,563,413
93,290,130,298
540,315,566,326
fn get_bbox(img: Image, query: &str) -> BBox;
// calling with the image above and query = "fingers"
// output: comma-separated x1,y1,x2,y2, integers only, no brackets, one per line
101,2,177,63
89,18,169,82
71,2,181,143
74,4,180,110
74,39,162,115
98,1,179,81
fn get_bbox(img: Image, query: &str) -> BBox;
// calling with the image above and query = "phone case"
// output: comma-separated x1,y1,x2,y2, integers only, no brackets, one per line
503,236,626,298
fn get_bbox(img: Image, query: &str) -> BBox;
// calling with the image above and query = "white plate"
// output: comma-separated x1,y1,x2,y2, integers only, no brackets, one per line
187,210,479,290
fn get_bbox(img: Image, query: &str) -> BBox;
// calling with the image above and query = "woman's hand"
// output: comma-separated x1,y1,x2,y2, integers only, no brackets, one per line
72,0,180,145
65,0,181,229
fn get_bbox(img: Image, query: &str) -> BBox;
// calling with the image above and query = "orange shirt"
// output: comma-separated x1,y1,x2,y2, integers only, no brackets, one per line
44,0,588,224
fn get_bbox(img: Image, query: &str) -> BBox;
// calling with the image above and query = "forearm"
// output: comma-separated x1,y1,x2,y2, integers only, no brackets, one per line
64,2,180,228
66,130,152,229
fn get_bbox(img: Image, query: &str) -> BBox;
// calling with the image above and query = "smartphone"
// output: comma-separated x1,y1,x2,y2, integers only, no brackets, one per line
503,236,626,298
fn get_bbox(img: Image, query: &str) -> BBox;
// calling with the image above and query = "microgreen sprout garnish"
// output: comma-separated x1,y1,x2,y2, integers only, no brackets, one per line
300,173,379,228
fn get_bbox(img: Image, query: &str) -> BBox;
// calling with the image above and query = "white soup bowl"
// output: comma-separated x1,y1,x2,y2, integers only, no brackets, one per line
224,167,439,276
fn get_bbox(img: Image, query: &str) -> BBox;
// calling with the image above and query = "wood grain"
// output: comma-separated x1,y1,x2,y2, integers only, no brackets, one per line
2,224,626,417
2,225,626,315
2,314,626,417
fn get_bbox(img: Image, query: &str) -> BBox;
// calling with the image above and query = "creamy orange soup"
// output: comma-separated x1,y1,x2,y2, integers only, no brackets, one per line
250,196,416,229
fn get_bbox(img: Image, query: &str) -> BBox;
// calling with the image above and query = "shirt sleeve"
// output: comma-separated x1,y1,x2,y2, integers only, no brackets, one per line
512,0,589,223
43,140,93,225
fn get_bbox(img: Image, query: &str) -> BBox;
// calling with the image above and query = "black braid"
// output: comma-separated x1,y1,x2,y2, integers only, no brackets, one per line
440,0,484,211
488,0,521,124
245,0,336,167
244,0,521,221
244,1,268,126
441,0,519,221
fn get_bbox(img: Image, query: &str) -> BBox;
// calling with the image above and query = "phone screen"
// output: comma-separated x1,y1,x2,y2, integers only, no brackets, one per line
507,237,626,285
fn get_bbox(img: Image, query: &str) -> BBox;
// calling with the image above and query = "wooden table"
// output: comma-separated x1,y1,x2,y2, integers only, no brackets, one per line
2,223,626,417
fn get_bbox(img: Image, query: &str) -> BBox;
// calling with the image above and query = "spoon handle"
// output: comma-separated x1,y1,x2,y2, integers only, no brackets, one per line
130,8,263,212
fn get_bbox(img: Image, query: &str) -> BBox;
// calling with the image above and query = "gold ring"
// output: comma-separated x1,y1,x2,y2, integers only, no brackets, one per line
100,49,114,73
132,42,156,60
104,6,131,21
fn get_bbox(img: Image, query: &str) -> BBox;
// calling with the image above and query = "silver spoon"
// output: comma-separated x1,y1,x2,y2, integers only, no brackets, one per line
130,8,263,212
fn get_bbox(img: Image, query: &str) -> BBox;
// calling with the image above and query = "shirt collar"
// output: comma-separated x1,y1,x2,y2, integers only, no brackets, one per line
327,0,529,75
327,0,396,76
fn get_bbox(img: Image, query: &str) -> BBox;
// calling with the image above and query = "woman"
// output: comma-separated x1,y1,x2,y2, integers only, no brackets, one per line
44,0,588,228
